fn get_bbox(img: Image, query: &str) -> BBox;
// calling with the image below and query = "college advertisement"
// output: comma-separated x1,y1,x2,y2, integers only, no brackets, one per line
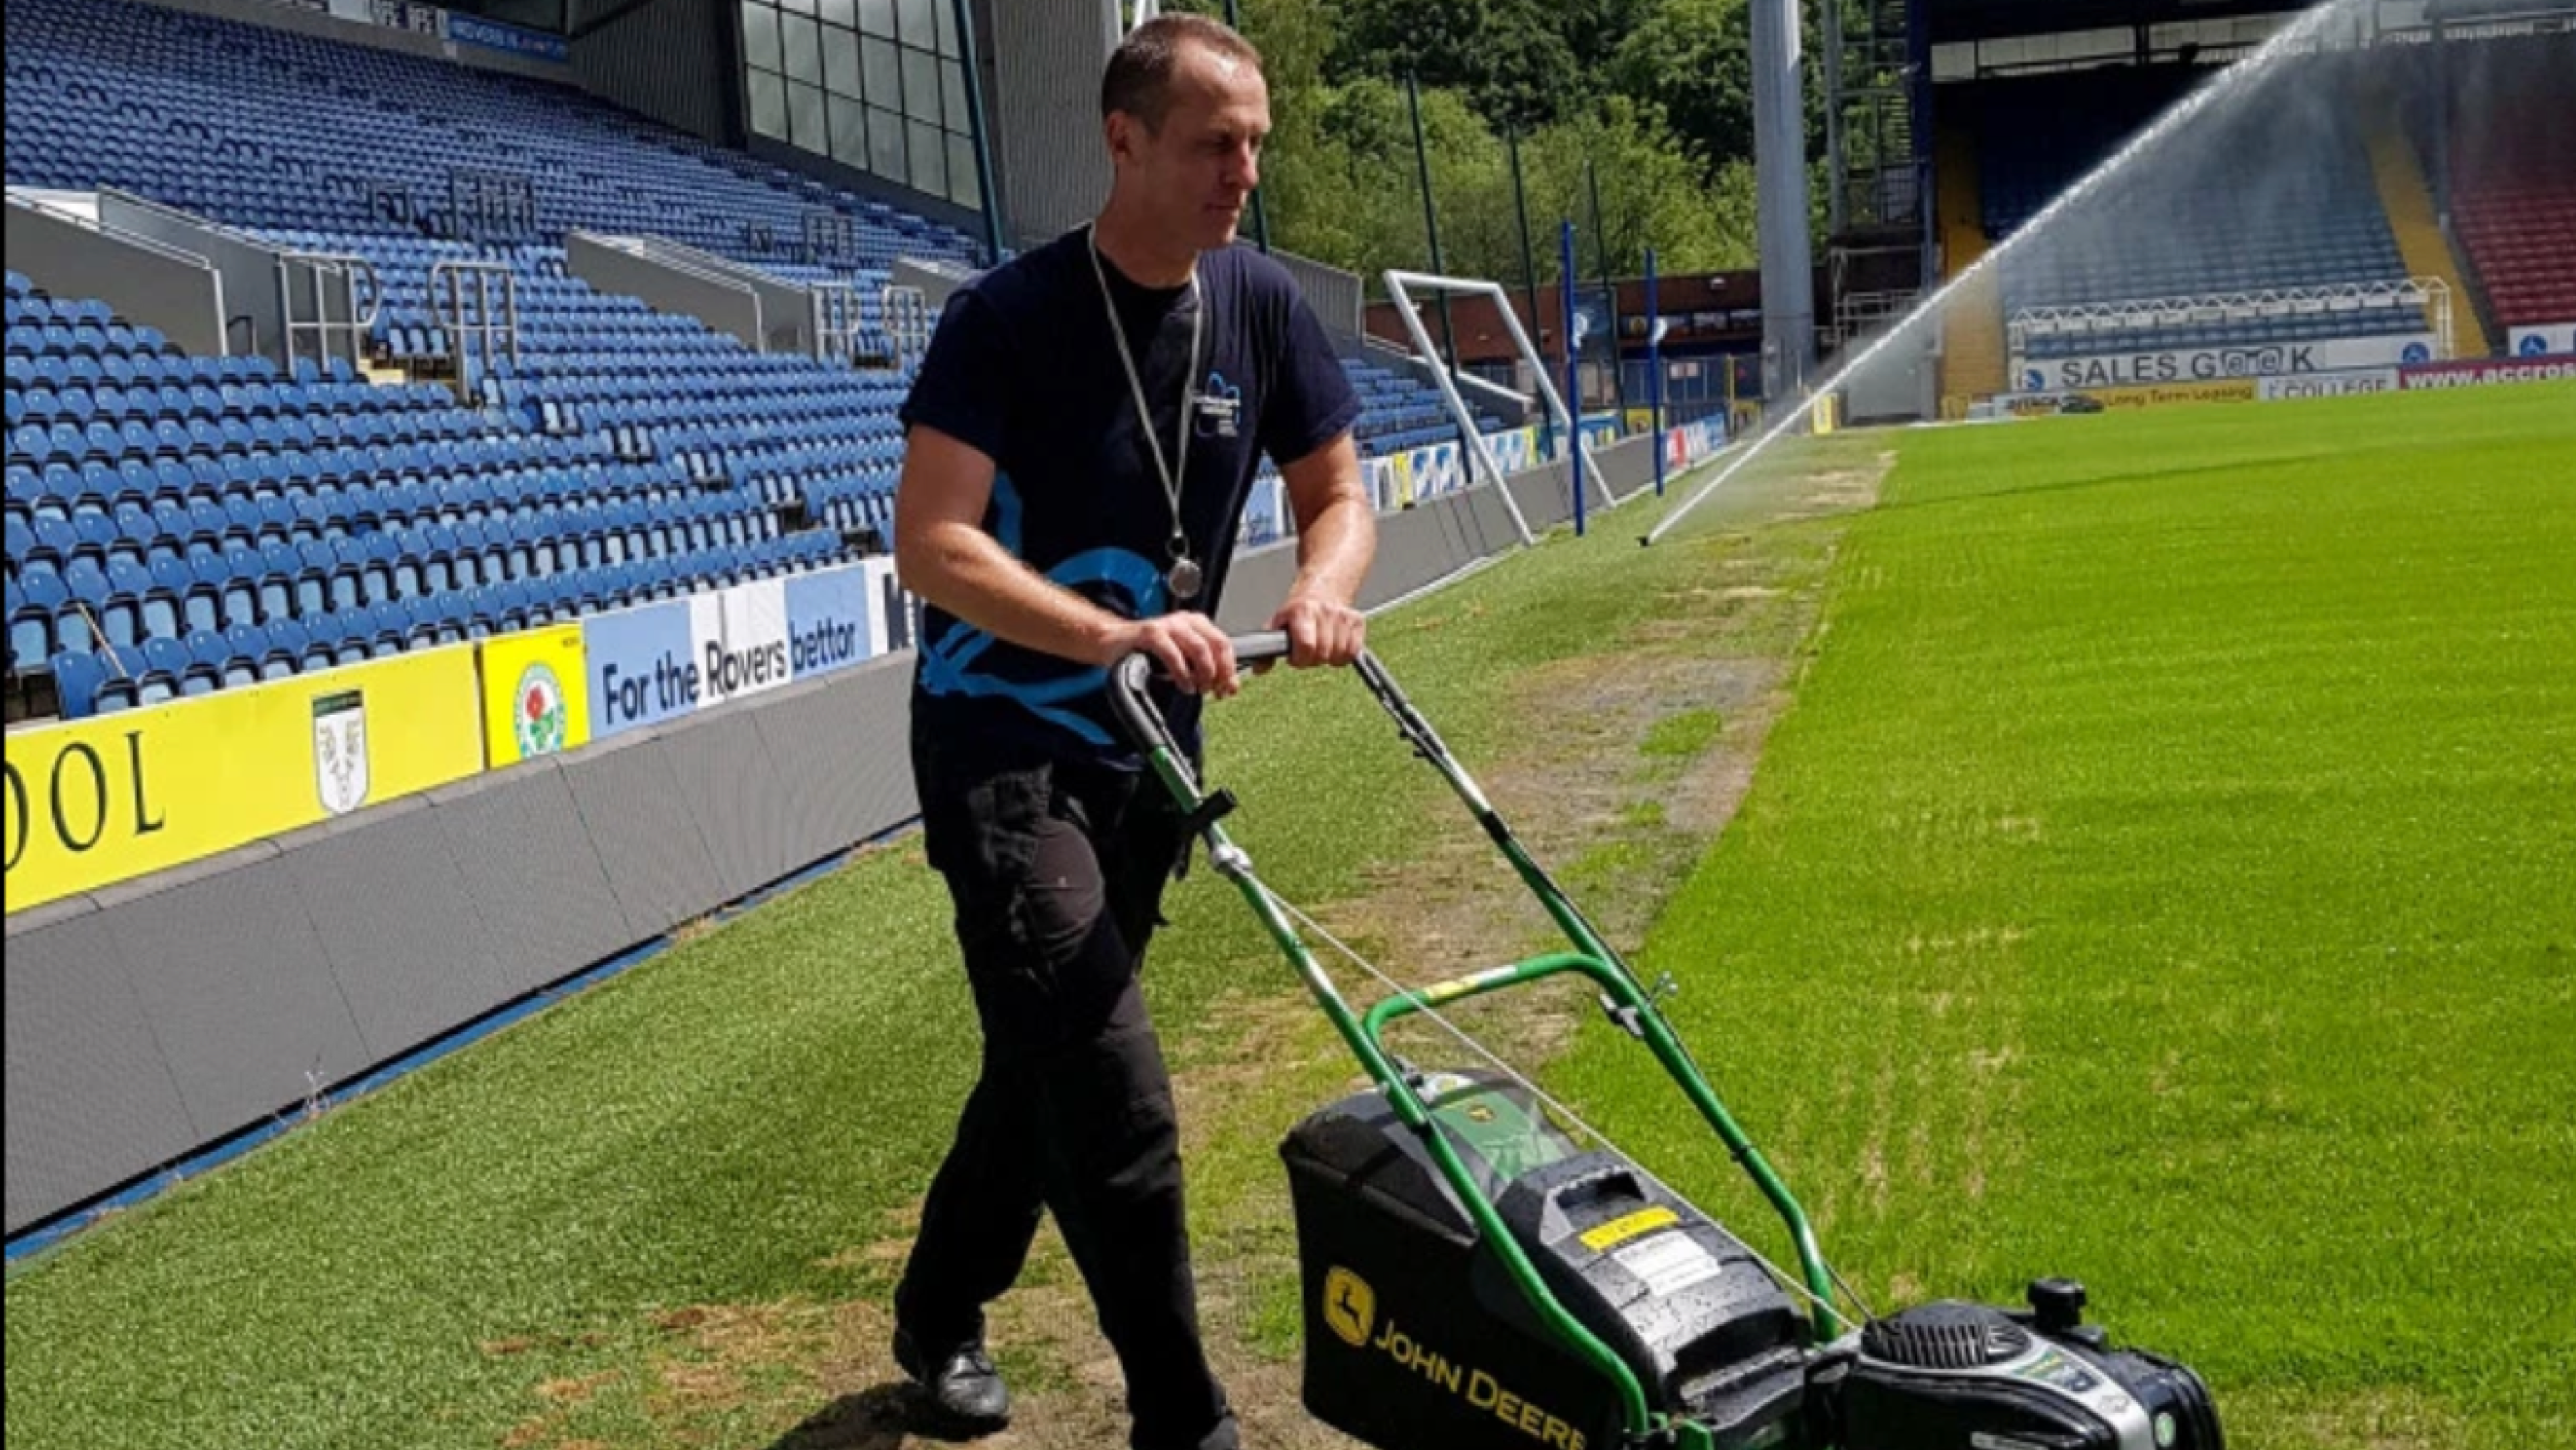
583,563,891,741
2256,368,2401,400
5,647,483,912
2507,324,2575,358
2015,333,2440,393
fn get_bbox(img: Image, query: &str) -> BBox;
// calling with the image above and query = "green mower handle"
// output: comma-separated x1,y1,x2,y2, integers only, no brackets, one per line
1107,637,1844,1443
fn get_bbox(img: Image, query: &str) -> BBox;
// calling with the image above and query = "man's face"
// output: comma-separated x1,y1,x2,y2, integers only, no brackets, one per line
1109,42,1270,253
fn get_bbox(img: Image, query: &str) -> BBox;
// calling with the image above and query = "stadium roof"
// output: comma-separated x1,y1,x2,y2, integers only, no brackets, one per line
1926,0,2296,44
1929,0,2576,43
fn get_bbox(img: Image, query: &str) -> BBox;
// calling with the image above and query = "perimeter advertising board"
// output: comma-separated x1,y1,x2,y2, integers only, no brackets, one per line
2016,333,2439,393
6,647,483,911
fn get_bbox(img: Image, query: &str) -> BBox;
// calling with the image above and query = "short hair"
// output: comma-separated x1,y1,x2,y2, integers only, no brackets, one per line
1101,14,1263,133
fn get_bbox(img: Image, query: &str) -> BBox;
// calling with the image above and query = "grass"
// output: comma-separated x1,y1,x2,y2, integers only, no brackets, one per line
1,436,1870,1450
9,385,2572,1449
1562,385,2576,1449
1642,707,1726,758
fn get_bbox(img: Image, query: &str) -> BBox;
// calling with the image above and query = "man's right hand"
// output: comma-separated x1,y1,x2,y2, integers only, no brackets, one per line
1107,612,1241,698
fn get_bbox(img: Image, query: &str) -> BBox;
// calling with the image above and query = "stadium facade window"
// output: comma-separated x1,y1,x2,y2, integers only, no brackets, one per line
947,132,979,208
742,6,782,75
942,57,971,133
903,46,940,123
909,118,947,196
869,105,909,182
791,81,830,154
749,69,790,141
831,97,870,166
824,26,862,96
864,35,904,107
739,0,982,213
782,14,824,85
895,0,936,49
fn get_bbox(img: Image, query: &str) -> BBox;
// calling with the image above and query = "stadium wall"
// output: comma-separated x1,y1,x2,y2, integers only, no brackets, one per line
570,0,737,144
985,1,1116,249
3,434,1684,1239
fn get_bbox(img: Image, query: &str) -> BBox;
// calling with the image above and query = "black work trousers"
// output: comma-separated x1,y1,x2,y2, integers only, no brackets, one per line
896,719,1237,1450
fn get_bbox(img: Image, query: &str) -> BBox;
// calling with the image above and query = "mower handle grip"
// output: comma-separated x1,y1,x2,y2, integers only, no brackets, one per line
1107,631,1293,755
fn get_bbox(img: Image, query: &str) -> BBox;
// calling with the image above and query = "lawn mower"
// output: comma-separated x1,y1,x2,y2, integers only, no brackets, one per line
1110,634,2222,1450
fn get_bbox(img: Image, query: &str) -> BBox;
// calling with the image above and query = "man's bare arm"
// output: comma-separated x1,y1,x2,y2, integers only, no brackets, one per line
1268,432,1375,667
893,425,1241,694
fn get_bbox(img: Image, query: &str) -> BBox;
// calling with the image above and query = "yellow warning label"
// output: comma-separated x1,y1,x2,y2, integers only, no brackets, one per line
1578,1207,1680,1253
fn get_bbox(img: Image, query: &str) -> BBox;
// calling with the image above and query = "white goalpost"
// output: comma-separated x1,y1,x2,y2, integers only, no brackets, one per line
1381,269,1614,549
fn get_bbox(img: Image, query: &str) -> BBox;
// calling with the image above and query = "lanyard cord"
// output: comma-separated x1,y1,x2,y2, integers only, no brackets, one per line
1087,222,1203,568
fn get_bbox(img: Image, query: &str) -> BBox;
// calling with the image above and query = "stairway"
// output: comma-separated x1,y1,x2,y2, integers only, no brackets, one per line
1936,111,2008,404
2367,114,2494,359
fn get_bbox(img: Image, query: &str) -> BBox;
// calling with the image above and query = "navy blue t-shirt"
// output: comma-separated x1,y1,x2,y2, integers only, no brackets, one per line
898,228,1362,766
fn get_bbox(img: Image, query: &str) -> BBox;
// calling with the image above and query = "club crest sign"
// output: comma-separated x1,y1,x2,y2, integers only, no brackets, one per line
512,661,570,758
312,689,371,817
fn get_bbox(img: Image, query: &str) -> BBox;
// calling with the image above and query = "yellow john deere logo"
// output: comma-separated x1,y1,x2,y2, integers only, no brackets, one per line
1323,1267,1375,1348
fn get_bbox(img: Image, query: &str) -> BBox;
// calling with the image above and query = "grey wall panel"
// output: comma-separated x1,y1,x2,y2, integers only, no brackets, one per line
558,733,728,937
1358,505,1463,610
746,679,855,876
430,762,634,999
1213,541,1297,636
3,202,228,359
822,661,920,832
572,0,732,143
278,800,515,1064
97,191,290,367
1265,249,1363,339
566,234,765,351
97,853,369,1151
4,907,197,1235
661,704,801,900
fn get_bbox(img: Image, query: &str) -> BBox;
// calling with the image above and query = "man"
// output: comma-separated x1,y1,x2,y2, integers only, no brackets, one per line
887,14,1375,1450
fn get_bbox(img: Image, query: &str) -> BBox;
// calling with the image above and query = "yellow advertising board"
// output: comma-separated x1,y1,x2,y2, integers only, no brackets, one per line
481,625,591,768
4,645,484,913
1389,452,1417,508
2081,379,2259,410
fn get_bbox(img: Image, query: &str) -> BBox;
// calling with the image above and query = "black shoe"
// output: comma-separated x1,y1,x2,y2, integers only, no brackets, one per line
895,1325,1011,1436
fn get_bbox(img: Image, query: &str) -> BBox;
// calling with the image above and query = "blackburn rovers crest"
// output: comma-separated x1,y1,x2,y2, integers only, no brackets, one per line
513,661,569,759
313,689,371,817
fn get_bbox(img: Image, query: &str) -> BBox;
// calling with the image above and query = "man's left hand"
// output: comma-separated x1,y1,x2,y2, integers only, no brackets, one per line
1270,594,1366,668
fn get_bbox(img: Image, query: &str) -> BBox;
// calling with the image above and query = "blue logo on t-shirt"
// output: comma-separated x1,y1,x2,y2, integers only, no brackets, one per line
1194,370,1243,440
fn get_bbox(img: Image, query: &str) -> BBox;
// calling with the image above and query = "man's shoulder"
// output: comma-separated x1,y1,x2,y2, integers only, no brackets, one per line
953,230,1084,318
1208,242,1305,306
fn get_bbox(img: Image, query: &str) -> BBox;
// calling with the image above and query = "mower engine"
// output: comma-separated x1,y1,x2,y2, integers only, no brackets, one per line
1836,1287,2222,1450
1282,1073,2222,1450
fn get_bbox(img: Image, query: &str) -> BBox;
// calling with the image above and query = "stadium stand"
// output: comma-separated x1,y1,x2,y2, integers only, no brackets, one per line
1973,55,2424,360
4,0,1506,726
1340,357,1507,456
2439,35,2576,335
5,262,868,717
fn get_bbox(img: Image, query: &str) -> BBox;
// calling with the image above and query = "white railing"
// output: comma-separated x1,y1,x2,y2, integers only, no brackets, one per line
2009,277,2452,360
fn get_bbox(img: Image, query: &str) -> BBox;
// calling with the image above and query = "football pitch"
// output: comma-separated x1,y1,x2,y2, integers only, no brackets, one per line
7,384,2570,1450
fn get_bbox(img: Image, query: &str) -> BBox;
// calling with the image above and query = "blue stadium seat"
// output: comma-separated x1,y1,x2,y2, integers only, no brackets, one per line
49,648,110,717
181,628,226,695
